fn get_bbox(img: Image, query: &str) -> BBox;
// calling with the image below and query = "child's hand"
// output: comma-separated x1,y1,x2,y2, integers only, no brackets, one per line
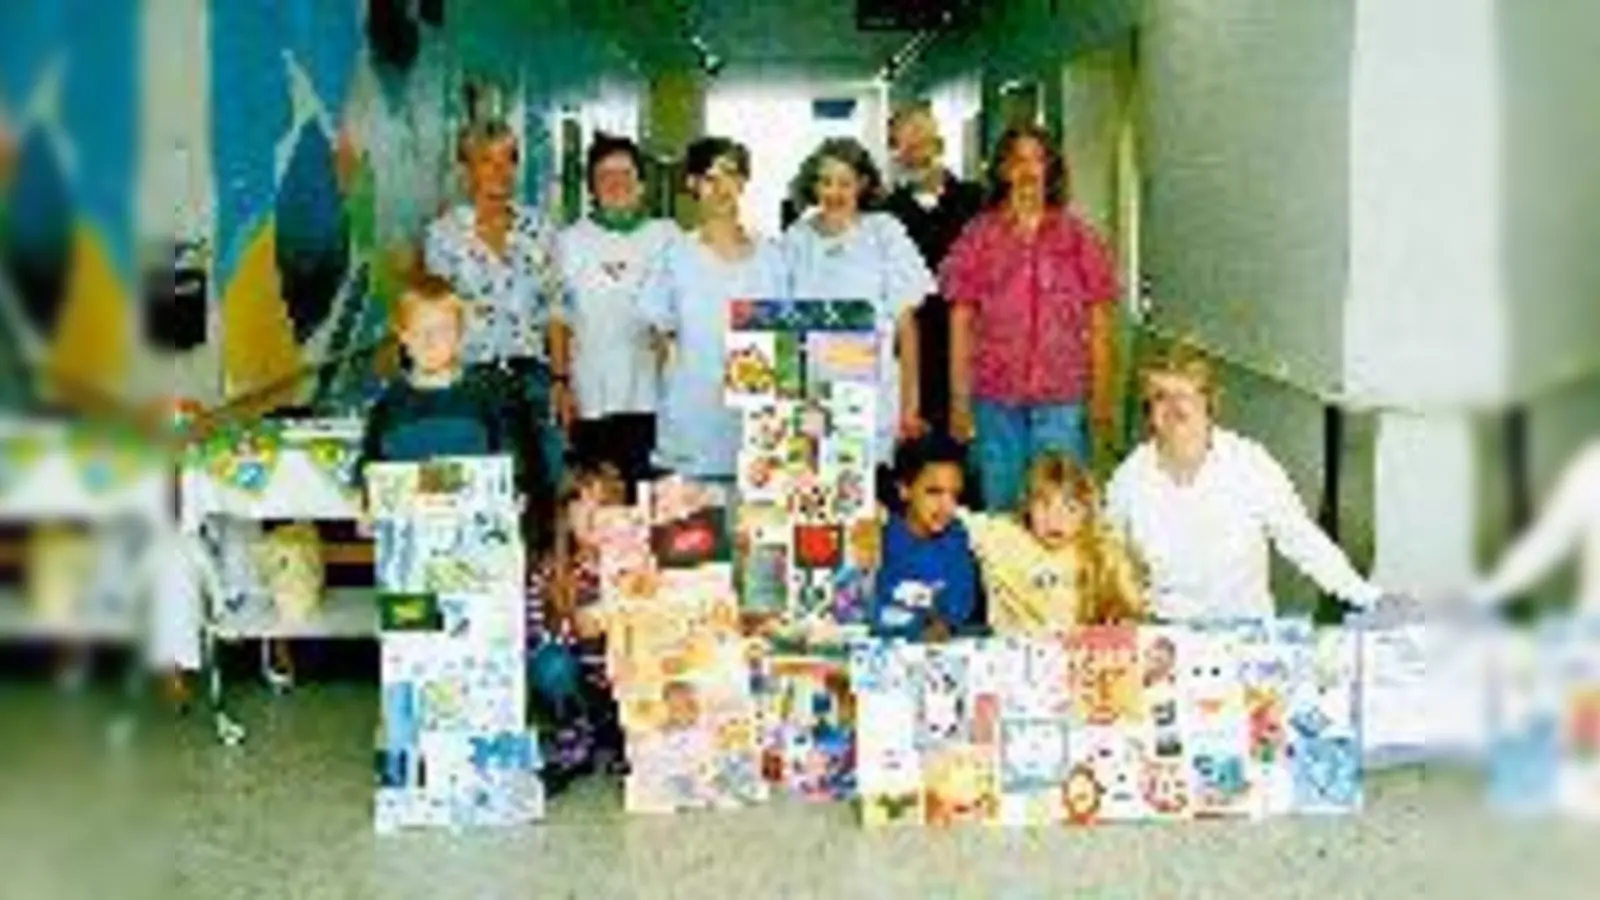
544,564,578,628
574,607,605,640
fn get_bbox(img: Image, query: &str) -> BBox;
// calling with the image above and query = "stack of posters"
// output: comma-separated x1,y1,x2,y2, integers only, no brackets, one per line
367,457,543,832
724,300,880,641
597,477,769,814
850,621,1362,828
1487,618,1600,819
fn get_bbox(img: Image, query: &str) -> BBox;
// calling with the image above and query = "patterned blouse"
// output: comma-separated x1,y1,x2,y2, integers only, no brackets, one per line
940,208,1118,406
424,203,567,366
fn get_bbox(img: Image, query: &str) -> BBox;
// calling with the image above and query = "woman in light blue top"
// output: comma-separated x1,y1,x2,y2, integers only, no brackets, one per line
781,137,936,470
637,137,787,480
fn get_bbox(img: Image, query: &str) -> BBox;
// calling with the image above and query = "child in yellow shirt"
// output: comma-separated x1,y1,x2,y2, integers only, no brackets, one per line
960,452,1147,632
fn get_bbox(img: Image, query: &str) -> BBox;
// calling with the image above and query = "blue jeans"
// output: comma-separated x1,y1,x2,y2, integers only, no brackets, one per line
469,360,566,492
519,362,566,490
973,400,1089,512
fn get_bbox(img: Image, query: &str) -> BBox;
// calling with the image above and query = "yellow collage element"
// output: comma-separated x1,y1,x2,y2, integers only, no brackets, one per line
44,224,130,405
219,222,302,411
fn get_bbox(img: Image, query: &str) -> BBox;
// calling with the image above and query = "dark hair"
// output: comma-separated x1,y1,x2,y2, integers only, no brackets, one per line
985,124,1068,209
585,132,645,193
893,433,967,486
790,137,886,212
684,136,751,181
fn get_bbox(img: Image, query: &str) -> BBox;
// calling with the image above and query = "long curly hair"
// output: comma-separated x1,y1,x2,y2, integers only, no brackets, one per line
984,123,1069,209
788,136,887,214
1017,451,1147,624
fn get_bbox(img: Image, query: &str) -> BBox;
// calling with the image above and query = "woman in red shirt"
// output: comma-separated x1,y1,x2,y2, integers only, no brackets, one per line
941,125,1120,510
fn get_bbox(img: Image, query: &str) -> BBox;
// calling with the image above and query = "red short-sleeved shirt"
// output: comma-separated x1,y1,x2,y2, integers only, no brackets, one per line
940,208,1118,405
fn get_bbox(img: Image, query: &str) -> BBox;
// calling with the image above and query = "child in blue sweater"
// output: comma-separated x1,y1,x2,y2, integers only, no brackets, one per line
871,434,985,641
359,273,585,787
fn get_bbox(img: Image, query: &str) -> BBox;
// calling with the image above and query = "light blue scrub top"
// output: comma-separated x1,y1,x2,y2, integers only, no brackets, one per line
780,211,935,465
636,227,788,479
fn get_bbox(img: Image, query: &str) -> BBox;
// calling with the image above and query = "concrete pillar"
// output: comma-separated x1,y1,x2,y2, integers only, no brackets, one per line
1344,0,1506,597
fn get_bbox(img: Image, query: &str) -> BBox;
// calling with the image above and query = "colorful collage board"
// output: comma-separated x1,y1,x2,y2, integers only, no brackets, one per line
596,477,769,814
367,456,544,832
752,654,857,803
1487,618,1600,819
724,299,880,634
849,621,1363,828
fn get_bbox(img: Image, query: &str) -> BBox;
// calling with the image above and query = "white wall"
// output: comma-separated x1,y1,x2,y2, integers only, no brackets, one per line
705,79,885,238
1500,0,1600,403
1343,0,1508,409
1139,0,1354,399
925,74,982,181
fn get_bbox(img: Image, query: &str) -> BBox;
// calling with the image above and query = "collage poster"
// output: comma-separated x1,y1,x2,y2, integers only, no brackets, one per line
850,621,1363,828
596,477,769,814
1487,619,1600,819
367,456,544,832
724,299,880,641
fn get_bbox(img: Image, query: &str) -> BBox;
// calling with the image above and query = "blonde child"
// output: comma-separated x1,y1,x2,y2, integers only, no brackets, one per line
961,451,1147,632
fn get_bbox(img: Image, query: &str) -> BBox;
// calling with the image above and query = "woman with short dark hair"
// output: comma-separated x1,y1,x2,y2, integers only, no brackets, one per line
636,136,786,483
556,133,675,490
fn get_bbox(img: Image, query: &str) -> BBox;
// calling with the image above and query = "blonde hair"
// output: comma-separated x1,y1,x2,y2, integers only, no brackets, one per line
455,116,519,166
888,102,937,147
1019,451,1147,625
393,271,465,333
1138,338,1221,416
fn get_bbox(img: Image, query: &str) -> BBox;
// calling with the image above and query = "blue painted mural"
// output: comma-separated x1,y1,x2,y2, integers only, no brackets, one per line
0,0,628,414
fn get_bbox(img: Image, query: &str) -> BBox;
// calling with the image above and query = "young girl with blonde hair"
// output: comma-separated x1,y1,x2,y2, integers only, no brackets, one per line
961,451,1147,632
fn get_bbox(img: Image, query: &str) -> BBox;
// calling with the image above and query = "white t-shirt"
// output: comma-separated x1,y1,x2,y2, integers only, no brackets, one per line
1474,442,1600,613
556,218,677,418
1106,428,1382,620
780,211,934,466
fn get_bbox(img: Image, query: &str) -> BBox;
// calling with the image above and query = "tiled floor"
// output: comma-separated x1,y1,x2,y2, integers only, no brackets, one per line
1,683,1593,900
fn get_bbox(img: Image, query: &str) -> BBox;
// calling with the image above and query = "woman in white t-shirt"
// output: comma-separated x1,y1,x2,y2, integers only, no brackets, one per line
781,137,935,481
1105,341,1390,621
556,134,676,487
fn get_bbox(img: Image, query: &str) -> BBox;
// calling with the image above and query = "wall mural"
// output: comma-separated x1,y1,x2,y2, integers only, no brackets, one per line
213,0,408,416
0,0,573,420
0,0,138,411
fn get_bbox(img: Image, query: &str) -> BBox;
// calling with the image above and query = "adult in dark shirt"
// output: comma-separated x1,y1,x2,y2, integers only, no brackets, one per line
883,104,984,510
882,103,984,439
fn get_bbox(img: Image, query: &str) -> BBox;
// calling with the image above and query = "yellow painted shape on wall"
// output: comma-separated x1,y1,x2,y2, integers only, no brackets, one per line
220,221,302,413
44,224,131,408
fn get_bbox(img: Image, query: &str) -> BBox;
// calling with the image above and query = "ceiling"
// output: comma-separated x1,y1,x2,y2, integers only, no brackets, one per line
574,0,926,80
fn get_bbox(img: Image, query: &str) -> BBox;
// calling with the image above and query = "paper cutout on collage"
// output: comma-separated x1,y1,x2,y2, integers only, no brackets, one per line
597,477,767,814
725,300,881,640
754,655,857,803
367,456,544,832
850,622,1361,829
